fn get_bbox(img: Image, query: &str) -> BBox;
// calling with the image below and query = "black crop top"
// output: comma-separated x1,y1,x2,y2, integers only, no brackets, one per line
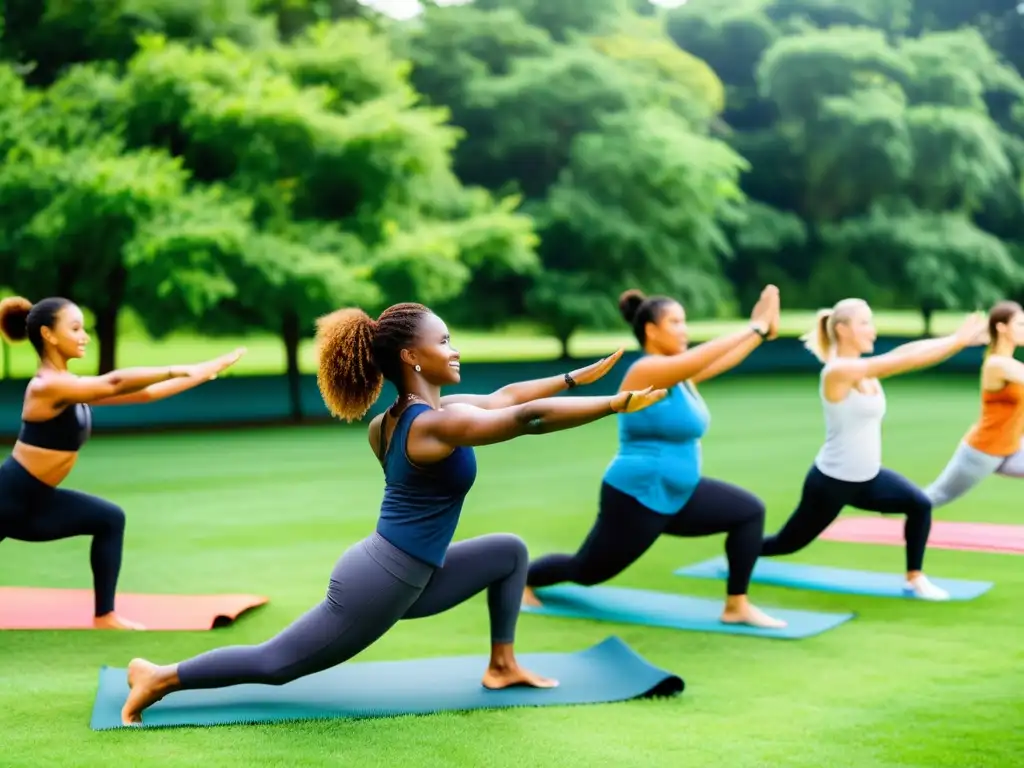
19,403,93,452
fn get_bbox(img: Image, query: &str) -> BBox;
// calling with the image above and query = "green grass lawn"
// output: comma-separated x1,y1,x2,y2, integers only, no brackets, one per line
0,309,970,379
1,374,1020,767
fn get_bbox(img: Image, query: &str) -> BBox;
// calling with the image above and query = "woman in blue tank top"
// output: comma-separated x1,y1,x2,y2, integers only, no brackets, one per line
526,285,789,629
0,295,244,631
120,302,666,725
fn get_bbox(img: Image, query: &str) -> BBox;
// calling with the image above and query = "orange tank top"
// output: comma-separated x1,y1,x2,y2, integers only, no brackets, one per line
965,379,1024,456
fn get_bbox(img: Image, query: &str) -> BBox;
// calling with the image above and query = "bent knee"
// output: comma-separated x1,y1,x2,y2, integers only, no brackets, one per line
100,503,126,533
486,532,529,564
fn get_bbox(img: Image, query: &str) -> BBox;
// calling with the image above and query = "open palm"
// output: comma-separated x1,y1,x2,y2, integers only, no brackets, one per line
570,348,625,386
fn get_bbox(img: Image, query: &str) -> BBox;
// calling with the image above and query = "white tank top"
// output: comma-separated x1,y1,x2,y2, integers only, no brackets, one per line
813,369,886,482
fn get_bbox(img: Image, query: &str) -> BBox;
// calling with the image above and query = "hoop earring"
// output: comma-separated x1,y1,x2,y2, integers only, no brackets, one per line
415,364,421,372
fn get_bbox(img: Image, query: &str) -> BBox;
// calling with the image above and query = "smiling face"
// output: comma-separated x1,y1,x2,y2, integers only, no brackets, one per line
644,300,688,356
39,303,89,360
833,302,877,356
402,312,461,385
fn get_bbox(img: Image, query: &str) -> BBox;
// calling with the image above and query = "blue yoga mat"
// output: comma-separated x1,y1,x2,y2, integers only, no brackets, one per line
89,636,683,730
675,557,994,600
523,585,853,639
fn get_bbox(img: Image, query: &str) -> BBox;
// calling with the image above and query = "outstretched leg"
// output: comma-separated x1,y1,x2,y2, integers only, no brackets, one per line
7,486,137,629
402,533,556,690
664,478,785,629
923,442,1001,509
761,466,850,558
120,534,431,724
525,482,667,600
853,468,948,600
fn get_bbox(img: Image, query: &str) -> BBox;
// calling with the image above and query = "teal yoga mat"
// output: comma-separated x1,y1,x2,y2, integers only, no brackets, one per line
675,556,994,600
523,585,854,639
90,636,683,730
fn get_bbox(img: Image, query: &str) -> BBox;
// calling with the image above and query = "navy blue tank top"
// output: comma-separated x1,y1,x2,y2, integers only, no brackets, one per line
18,403,93,452
376,402,477,567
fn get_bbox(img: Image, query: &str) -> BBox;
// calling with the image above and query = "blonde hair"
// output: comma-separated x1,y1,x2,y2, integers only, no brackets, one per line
801,298,869,363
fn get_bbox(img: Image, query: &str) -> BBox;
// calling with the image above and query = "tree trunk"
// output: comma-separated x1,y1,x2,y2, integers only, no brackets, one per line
95,266,127,374
282,310,303,422
921,306,934,338
556,328,573,361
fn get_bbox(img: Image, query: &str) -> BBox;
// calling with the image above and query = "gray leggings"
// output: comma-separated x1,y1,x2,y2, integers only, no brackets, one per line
924,440,1024,509
176,531,528,689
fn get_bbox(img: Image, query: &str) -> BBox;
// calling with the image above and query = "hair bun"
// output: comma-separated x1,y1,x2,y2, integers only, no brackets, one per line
618,289,646,324
0,296,32,343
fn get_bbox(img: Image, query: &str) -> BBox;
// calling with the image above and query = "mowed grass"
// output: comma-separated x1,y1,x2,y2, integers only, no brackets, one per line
0,309,970,378
1,374,1022,767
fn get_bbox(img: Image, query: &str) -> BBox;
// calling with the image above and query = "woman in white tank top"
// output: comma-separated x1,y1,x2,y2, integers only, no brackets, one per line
761,299,987,600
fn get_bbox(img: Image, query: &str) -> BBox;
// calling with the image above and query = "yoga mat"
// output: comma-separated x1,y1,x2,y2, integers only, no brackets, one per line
89,636,684,730
675,556,993,600
0,588,267,630
822,517,1024,555
523,585,853,639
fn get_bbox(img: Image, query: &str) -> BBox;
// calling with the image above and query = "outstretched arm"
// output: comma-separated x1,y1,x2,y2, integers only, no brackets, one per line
825,314,986,388
439,350,625,410
690,331,765,385
92,348,246,406
33,366,193,406
411,388,667,456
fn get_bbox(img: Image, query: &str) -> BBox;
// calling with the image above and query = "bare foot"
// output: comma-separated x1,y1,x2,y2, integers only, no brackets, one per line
120,659,178,725
94,612,146,631
721,603,787,629
482,663,559,690
521,586,542,608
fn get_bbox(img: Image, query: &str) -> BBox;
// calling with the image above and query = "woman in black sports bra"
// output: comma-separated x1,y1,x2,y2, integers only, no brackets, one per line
0,296,244,630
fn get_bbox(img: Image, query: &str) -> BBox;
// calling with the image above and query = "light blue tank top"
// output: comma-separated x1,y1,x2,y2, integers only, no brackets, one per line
602,381,710,514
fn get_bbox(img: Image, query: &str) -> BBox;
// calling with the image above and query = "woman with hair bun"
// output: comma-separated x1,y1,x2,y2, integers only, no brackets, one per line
119,301,666,725
760,298,987,600
525,285,790,629
0,296,245,630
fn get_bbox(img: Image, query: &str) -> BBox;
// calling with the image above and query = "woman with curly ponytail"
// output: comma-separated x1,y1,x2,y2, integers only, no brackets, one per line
0,296,245,630
120,301,667,725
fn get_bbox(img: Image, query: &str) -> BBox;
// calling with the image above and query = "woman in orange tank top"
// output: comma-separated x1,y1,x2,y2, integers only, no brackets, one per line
924,301,1024,508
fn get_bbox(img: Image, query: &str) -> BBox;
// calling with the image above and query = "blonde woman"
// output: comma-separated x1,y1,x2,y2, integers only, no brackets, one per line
924,301,1024,508
760,299,987,601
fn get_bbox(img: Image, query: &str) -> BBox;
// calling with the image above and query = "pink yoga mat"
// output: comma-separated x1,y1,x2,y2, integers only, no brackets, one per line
822,518,1024,554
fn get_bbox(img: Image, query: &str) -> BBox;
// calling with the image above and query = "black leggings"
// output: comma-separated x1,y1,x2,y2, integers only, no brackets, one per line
0,456,125,616
176,531,528,689
527,479,766,596
761,465,932,572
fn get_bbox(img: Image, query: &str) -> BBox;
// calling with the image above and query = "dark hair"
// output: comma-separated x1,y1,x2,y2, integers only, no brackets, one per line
315,302,431,422
0,296,74,357
618,289,675,346
988,300,1024,349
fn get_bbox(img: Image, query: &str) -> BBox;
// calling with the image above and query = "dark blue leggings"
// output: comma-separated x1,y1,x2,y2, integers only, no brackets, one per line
0,456,126,616
761,465,932,571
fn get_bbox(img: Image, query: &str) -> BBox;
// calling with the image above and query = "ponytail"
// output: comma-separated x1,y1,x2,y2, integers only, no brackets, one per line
801,309,834,363
315,302,430,422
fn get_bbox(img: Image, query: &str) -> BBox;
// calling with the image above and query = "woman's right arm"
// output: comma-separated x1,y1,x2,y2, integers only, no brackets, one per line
33,366,192,405
413,388,667,451
826,314,987,385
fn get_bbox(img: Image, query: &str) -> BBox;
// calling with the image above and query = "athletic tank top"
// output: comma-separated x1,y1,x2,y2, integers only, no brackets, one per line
813,370,886,483
18,403,92,452
602,380,710,514
376,402,477,567
965,377,1024,457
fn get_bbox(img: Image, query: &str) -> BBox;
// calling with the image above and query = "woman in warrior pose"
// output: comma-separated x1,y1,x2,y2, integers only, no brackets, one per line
526,284,789,629
760,298,987,600
923,301,1024,508
0,295,244,629
119,301,665,724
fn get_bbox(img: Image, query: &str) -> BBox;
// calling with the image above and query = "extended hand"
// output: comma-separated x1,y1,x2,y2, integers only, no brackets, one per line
954,313,988,347
611,386,669,414
195,347,247,380
750,285,779,334
569,348,625,387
